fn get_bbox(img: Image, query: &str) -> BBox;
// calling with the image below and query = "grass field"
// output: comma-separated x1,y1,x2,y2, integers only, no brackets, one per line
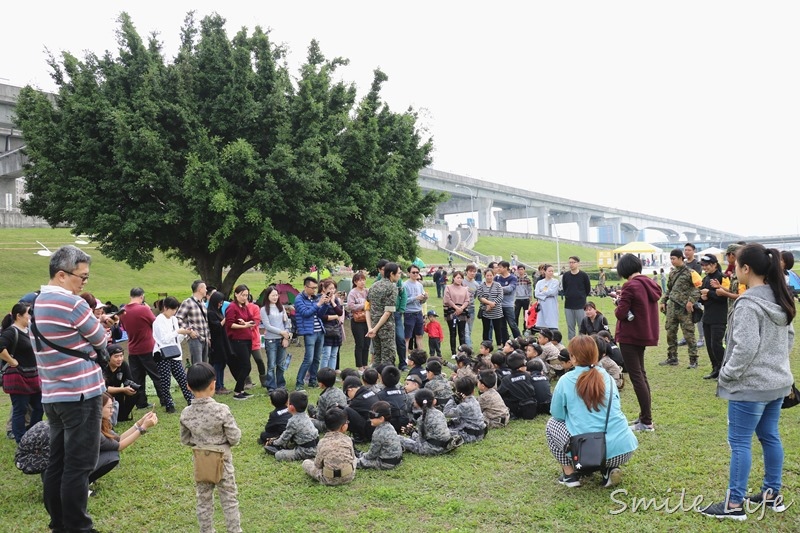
1,228,799,531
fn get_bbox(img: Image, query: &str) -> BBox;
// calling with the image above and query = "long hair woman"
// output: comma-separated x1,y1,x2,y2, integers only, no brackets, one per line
347,272,370,371
153,296,194,413
207,291,232,394
545,335,637,488
259,285,292,391
701,244,796,519
0,302,43,443
225,285,256,400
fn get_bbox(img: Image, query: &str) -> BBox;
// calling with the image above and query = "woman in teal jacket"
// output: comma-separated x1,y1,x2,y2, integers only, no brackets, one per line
545,335,638,489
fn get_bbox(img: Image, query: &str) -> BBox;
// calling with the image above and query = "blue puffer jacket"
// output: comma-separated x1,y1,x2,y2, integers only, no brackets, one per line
293,292,331,336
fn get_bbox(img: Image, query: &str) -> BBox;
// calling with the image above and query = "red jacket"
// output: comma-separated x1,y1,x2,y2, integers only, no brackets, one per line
424,320,444,341
614,274,662,347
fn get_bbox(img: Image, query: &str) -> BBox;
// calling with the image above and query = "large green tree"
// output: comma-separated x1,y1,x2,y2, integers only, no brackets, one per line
16,12,442,295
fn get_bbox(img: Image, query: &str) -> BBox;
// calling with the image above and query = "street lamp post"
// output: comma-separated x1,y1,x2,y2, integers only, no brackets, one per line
454,184,475,225
550,217,561,274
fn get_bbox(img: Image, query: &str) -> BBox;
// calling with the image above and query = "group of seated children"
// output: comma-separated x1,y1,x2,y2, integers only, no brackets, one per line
260,339,594,485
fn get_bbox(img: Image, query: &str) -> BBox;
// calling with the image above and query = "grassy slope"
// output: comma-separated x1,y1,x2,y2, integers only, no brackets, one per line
0,228,799,532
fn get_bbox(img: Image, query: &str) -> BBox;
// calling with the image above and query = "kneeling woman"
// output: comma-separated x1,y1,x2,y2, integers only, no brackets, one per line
93,392,158,484
545,335,637,488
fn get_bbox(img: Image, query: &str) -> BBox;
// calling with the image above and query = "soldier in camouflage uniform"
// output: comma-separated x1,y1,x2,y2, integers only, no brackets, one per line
267,391,319,461
659,249,700,367
423,360,453,410
180,363,242,533
356,401,403,469
367,263,400,367
302,408,357,485
443,377,487,444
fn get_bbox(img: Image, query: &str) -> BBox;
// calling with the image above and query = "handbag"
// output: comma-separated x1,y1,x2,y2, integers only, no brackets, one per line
193,447,224,484
691,303,704,324
324,320,342,339
567,376,613,473
352,309,366,323
782,382,800,409
160,344,182,359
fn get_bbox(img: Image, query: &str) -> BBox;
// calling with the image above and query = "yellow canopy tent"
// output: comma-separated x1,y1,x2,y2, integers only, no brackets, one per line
613,242,663,254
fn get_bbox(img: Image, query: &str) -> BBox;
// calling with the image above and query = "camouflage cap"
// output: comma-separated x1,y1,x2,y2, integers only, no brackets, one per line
725,243,742,255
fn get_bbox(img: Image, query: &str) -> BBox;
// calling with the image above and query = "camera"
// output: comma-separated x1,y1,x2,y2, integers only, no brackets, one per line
123,379,141,391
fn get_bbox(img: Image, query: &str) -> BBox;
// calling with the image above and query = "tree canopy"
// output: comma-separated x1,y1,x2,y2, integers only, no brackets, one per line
16,12,442,295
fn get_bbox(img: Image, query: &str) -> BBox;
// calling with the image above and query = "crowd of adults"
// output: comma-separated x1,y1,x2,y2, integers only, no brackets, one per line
0,240,797,529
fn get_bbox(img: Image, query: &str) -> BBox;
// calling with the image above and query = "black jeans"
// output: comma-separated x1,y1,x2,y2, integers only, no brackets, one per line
446,317,466,355
230,339,252,393
703,322,726,371
482,317,506,346
514,299,530,330
129,353,165,408
619,343,652,426
43,395,102,532
351,321,370,367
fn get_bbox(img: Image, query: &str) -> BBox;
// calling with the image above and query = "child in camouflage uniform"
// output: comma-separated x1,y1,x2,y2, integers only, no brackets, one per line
312,368,349,432
265,391,319,461
179,363,242,533
477,371,510,429
424,360,453,410
302,408,357,486
356,401,403,469
400,389,460,455
443,376,487,443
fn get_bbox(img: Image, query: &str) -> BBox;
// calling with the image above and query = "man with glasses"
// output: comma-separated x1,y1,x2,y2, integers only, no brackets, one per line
32,245,107,533
403,266,428,352
119,287,163,411
294,277,333,390
561,256,591,340
176,280,210,364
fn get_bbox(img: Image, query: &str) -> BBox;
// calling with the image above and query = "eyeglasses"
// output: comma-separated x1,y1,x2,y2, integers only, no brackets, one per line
62,271,89,282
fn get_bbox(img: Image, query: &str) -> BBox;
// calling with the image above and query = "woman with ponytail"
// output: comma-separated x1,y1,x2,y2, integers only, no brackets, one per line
0,302,43,443
545,335,637,488
701,244,795,520
399,388,459,455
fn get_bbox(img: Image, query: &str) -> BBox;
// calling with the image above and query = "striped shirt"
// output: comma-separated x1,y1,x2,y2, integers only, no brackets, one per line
475,282,504,319
31,285,107,403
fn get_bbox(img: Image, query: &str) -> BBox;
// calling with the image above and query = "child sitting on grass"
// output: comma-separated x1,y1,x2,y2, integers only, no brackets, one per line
376,366,410,433
497,352,539,420
356,401,403,470
477,371,510,429
491,351,512,386
478,340,494,367
265,391,319,461
259,389,292,445
302,407,356,486
362,368,383,394
400,389,461,455
424,360,453,410
443,376,487,443
405,349,429,386
527,359,553,415
312,368,349,432
179,362,242,533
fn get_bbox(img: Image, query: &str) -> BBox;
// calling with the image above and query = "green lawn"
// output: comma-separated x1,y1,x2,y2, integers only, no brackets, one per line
1,228,799,531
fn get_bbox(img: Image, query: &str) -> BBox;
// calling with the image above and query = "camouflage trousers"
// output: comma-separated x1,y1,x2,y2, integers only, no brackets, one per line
665,304,697,359
275,445,317,462
302,458,357,485
356,456,401,470
372,322,397,367
195,458,241,533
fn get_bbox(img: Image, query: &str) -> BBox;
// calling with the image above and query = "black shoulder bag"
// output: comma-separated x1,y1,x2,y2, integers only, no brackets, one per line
567,375,613,473
29,301,108,366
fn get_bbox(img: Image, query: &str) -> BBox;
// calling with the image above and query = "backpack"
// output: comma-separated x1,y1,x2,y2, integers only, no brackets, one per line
15,420,50,474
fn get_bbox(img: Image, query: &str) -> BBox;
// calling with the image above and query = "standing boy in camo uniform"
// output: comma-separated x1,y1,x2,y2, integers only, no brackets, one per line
180,363,242,533
302,408,357,486
265,391,319,461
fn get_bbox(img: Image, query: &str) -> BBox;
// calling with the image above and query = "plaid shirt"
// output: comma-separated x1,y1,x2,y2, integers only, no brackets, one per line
176,296,209,342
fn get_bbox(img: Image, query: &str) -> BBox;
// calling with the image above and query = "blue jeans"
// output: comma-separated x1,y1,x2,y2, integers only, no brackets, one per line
213,361,227,390
43,395,103,532
727,398,784,503
296,331,324,389
10,392,44,443
187,337,208,364
264,338,287,390
320,345,340,370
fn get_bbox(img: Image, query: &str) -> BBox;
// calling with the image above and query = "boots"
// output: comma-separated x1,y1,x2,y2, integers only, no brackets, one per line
659,357,678,366
687,357,698,369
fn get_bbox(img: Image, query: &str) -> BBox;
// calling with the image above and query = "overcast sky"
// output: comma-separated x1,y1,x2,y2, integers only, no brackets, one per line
5,1,800,241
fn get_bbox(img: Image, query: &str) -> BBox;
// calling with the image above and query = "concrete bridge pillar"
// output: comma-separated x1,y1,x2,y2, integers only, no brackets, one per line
476,197,493,230
494,211,507,232
535,206,550,236
621,227,639,243
577,213,591,242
